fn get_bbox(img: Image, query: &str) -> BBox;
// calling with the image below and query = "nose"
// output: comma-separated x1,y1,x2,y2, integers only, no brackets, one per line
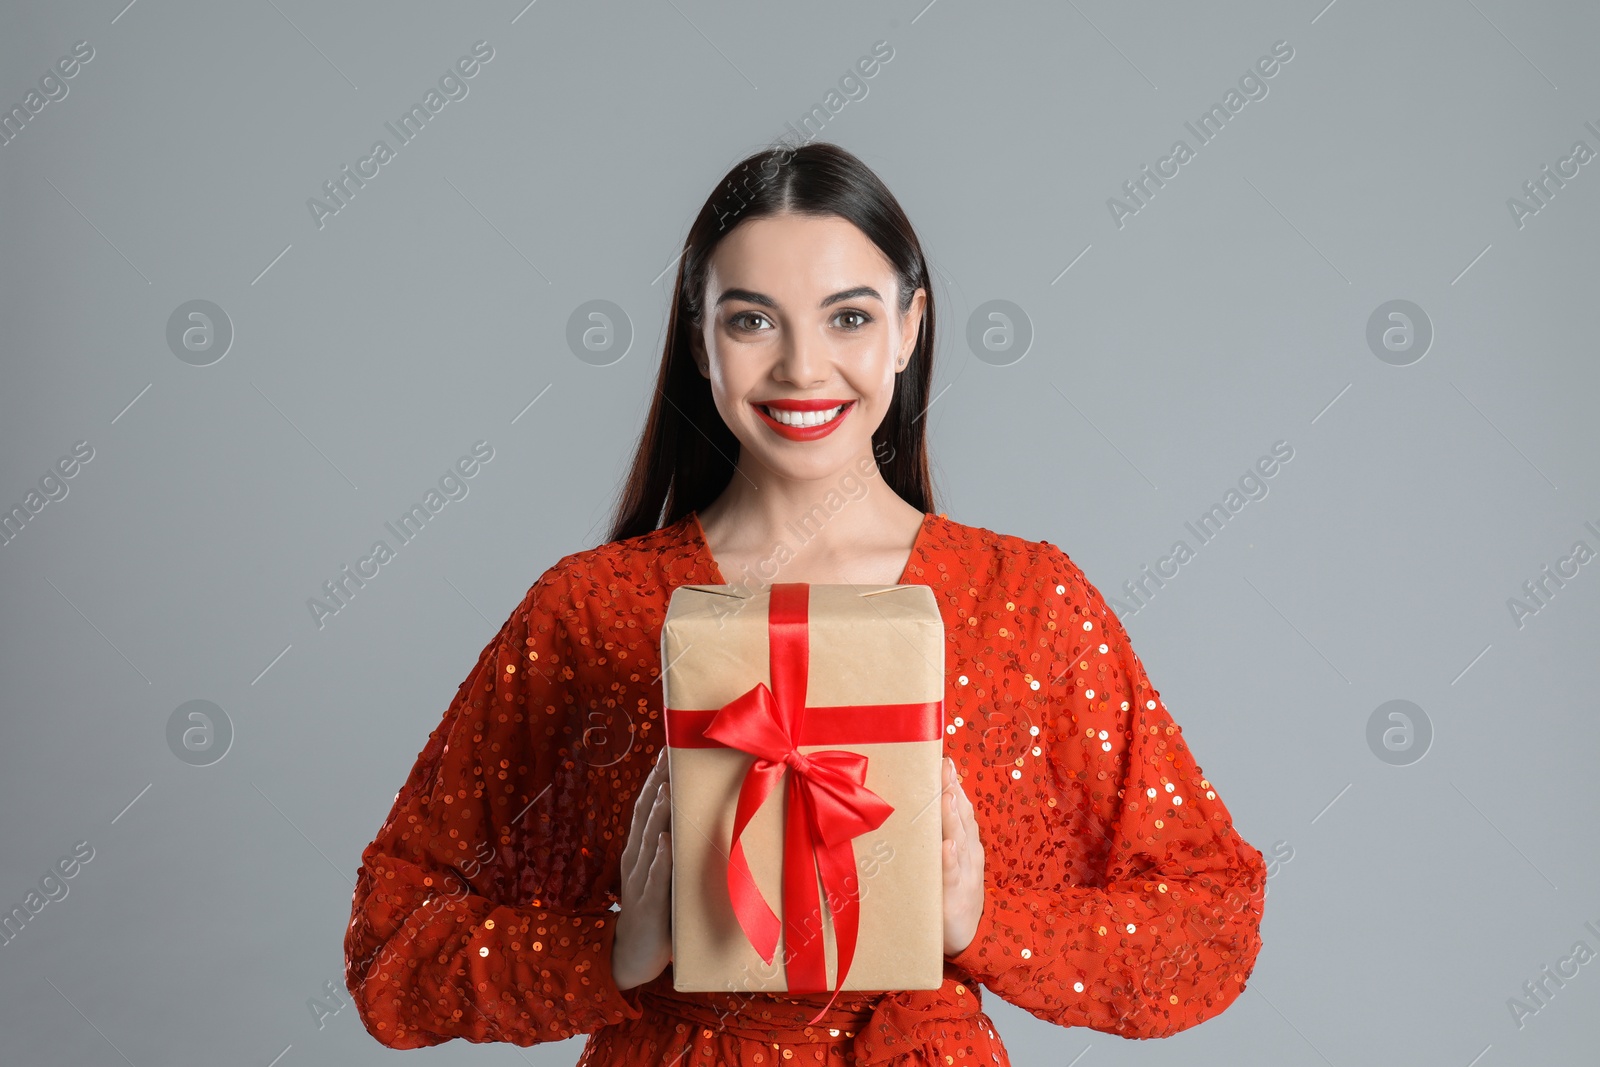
774,328,829,389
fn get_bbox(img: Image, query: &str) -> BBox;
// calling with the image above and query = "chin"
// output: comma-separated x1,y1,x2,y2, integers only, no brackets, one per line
744,430,867,478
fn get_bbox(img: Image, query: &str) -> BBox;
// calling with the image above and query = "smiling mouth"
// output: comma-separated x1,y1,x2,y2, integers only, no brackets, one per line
757,403,850,428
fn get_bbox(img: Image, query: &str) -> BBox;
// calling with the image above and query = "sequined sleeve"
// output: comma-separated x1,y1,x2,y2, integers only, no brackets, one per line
947,545,1267,1038
343,564,647,1048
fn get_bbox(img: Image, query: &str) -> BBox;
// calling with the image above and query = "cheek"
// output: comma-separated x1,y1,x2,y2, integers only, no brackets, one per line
706,355,745,404
854,361,898,412
704,354,762,429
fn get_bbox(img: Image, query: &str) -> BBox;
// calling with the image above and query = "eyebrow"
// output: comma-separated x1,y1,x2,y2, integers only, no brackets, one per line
714,285,883,311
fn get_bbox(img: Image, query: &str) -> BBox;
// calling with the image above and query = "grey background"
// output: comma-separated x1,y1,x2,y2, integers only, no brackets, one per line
2,1,1596,1064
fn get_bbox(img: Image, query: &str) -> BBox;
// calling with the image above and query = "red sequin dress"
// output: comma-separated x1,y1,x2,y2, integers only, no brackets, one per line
343,510,1268,1064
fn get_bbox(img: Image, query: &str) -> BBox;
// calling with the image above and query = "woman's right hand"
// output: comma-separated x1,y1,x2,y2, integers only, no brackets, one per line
612,746,674,992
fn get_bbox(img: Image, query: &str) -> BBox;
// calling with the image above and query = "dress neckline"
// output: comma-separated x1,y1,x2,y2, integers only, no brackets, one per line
685,508,935,587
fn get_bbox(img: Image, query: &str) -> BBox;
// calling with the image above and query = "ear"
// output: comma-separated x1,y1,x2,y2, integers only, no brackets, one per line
689,329,710,378
896,286,927,370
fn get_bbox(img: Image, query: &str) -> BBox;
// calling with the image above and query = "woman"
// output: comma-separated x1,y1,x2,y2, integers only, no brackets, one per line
343,142,1267,1065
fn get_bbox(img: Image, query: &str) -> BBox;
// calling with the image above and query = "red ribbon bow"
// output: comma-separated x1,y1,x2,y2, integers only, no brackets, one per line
688,583,910,1025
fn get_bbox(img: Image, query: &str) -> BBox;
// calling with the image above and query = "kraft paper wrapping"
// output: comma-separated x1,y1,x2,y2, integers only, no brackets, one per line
660,582,946,995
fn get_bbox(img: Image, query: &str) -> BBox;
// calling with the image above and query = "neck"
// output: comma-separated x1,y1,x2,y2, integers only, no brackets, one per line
699,448,914,560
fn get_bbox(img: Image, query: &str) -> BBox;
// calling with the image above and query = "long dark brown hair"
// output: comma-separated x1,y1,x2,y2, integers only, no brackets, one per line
604,141,939,544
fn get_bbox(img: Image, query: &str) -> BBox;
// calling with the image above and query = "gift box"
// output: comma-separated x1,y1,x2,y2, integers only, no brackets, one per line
660,581,947,1013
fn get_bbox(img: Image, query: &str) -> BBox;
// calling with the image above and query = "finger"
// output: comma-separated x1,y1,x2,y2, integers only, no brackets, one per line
646,830,672,900
622,800,644,880
941,782,957,841
646,780,672,831
627,780,670,889
953,776,976,840
954,796,968,863
960,809,972,876
642,752,666,797
649,840,672,932
644,749,669,793
641,749,668,796
625,775,662,860
646,753,671,808
964,802,978,861
647,781,673,842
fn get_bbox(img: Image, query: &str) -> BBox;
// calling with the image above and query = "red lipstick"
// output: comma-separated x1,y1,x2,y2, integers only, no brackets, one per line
751,398,856,441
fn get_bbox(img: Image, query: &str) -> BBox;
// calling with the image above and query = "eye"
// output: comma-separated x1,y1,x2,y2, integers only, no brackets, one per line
729,311,771,333
834,309,872,331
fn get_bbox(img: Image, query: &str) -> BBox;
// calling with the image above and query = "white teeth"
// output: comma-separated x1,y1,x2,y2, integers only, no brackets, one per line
763,404,846,428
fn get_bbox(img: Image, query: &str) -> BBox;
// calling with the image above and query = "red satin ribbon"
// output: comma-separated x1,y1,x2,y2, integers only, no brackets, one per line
664,583,941,1026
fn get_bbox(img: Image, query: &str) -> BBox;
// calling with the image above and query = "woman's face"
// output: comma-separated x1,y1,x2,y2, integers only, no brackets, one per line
694,212,925,483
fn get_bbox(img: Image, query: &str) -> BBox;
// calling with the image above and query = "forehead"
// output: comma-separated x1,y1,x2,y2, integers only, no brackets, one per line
706,214,895,296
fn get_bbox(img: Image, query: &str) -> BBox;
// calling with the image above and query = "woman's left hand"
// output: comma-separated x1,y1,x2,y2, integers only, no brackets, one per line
940,755,985,957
